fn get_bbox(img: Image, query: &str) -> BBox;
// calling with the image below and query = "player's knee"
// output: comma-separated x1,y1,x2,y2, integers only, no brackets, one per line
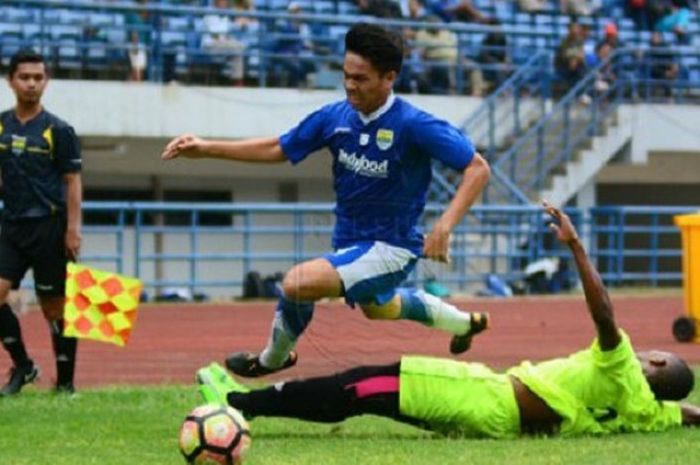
281,274,314,301
360,302,399,320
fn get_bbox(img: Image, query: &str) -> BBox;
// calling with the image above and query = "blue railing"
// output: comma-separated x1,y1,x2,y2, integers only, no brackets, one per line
429,50,549,205
432,45,700,205
29,202,693,297
590,206,699,285
479,48,631,204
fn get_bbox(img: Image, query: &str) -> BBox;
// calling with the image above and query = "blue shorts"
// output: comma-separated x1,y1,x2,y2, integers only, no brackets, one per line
324,241,418,307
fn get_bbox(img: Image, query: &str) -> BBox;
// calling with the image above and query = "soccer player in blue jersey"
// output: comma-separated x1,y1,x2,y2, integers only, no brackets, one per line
0,50,83,395
162,23,491,377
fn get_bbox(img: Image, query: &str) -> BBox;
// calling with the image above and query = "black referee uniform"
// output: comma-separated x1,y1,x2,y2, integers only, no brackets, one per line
0,109,82,394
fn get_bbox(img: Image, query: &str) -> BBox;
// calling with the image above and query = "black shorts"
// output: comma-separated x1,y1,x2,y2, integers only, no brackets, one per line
0,215,67,297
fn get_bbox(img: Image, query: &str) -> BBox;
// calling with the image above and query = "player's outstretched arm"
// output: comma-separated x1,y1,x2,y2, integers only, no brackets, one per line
681,403,700,426
161,134,287,163
544,200,621,350
423,152,490,263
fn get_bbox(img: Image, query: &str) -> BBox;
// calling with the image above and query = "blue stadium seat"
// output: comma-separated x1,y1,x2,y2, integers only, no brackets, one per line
494,1,514,21
56,9,89,26
56,40,82,70
88,12,118,27
0,22,22,40
338,2,360,15
515,13,531,25
268,0,288,11
1,6,37,23
313,1,336,14
50,24,83,41
328,24,349,54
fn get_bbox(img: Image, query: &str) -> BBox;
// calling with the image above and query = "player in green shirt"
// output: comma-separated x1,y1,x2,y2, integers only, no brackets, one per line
196,202,700,437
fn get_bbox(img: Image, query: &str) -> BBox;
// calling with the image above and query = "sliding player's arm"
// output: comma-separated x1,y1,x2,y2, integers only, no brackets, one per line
544,201,621,351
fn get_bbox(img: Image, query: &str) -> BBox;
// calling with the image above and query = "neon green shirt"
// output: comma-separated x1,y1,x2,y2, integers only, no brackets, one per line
507,331,682,436
399,357,520,438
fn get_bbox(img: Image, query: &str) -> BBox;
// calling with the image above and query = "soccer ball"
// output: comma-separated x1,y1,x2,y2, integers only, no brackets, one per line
179,404,251,465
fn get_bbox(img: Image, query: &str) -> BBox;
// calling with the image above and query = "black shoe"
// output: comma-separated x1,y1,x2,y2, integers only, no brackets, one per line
55,383,76,395
450,312,490,355
225,351,297,378
0,363,40,396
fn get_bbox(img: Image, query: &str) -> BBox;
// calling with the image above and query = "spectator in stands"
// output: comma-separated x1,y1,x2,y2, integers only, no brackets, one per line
517,0,549,13
627,0,670,31
601,22,622,49
647,31,679,97
126,0,152,81
655,0,693,43
560,0,596,16
269,2,317,87
407,0,430,19
473,18,509,96
424,0,488,23
356,0,404,18
232,0,258,29
414,16,459,94
555,21,586,92
201,0,246,86
590,42,616,95
627,0,651,30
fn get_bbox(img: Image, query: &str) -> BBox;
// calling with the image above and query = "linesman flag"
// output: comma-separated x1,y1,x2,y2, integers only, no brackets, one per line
63,263,143,347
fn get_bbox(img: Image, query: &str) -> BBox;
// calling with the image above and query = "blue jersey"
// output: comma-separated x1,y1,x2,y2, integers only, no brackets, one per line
279,95,474,252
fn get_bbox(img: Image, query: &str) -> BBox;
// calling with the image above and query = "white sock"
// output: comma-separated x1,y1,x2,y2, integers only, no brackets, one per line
259,314,296,369
420,291,471,336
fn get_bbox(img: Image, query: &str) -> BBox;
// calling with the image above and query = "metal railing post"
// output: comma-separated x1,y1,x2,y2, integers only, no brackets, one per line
190,210,199,297
134,209,142,279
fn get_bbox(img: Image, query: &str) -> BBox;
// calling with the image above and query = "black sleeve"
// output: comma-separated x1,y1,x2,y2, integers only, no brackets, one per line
53,125,82,173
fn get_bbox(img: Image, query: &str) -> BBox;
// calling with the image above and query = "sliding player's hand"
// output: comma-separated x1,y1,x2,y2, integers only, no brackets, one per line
423,223,451,264
161,134,205,160
543,200,579,246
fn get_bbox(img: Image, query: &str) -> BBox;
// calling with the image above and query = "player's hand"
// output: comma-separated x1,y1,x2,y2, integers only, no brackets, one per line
161,134,206,160
65,228,81,262
423,222,451,263
543,200,579,246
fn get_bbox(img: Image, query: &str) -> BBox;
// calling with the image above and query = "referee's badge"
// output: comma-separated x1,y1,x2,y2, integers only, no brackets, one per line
376,129,393,150
11,135,26,156
359,133,370,146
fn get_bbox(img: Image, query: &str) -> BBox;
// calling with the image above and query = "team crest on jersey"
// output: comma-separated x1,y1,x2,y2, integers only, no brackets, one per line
376,129,393,150
11,135,26,156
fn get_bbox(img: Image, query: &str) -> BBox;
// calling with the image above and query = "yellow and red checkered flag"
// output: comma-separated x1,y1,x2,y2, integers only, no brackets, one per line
63,263,143,347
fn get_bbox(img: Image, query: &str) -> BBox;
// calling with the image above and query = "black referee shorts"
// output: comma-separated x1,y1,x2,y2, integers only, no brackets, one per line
0,215,68,297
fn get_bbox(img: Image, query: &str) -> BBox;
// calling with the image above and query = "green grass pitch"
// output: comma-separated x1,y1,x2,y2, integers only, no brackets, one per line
0,372,699,465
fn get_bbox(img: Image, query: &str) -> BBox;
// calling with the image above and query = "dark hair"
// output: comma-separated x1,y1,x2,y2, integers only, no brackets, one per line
648,356,695,401
345,23,403,74
9,48,46,77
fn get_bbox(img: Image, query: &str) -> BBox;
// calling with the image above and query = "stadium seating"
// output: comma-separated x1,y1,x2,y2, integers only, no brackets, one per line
0,0,697,93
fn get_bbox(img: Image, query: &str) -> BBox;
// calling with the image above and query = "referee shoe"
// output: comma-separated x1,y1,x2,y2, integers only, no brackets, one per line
0,362,40,396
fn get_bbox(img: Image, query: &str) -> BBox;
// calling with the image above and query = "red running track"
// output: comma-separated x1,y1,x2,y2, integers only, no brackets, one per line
1,295,698,389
